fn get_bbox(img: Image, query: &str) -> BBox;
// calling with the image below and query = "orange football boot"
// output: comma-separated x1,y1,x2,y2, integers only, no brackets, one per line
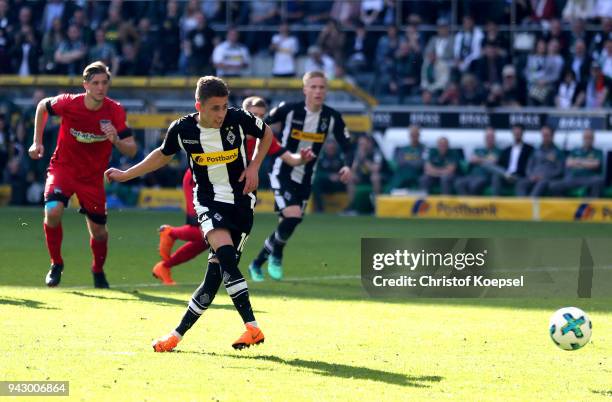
158,225,175,261
152,261,176,285
232,323,265,350
152,332,181,352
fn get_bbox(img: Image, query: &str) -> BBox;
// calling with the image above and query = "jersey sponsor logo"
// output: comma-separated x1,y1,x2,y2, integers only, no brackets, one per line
182,139,199,144
191,148,239,166
69,128,107,143
290,128,325,143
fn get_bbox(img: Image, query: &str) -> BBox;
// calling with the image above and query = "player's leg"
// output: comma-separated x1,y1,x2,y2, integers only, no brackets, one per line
158,215,202,261
42,170,72,287
152,238,209,285
78,180,109,288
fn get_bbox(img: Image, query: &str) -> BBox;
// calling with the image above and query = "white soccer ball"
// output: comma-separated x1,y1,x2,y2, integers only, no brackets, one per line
549,307,592,351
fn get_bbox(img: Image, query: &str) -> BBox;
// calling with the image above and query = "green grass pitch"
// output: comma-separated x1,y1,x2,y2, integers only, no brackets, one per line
1,207,611,401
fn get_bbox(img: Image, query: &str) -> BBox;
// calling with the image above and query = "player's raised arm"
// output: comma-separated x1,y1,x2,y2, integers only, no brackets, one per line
28,97,54,159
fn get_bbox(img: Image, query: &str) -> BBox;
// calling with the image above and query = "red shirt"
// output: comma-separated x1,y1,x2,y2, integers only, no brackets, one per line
246,135,284,160
47,93,129,180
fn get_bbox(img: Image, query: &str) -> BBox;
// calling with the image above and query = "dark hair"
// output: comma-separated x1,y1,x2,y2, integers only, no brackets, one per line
541,125,555,135
512,123,525,131
195,76,229,102
242,96,267,110
82,61,111,81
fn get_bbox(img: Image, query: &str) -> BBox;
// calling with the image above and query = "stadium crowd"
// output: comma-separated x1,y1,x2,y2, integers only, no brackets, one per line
1,1,612,211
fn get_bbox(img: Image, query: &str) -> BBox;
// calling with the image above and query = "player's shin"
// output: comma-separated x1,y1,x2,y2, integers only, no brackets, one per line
216,245,256,325
270,217,302,259
175,261,222,336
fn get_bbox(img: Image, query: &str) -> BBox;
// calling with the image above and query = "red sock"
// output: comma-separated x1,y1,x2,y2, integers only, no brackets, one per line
170,225,203,242
166,240,209,268
44,223,63,265
90,237,108,273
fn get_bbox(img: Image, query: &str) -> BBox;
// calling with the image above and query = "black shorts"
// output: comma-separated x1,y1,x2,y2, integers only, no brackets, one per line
272,179,311,214
196,201,253,262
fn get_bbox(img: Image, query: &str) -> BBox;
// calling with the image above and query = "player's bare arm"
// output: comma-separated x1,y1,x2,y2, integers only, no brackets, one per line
240,126,273,194
280,147,316,167
28,97,53,159
100,122,138,158
105,147,172,183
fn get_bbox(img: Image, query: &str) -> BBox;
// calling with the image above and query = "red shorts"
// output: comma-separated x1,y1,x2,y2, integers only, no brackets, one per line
44,167,107,224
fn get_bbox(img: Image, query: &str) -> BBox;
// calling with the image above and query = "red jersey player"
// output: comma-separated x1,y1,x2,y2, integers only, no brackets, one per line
152,96,314,285
28,61,137,288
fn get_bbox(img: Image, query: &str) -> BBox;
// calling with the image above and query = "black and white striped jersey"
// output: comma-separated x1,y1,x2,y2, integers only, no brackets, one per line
160,108,267,209
267,101,352,188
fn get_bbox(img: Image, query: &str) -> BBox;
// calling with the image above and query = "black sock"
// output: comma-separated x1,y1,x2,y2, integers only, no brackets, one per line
175,261,222,336
270,217,302,259
216,245,255,324
253,232,275,266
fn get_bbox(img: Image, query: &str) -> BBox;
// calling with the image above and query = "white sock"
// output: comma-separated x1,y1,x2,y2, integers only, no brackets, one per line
171,330,183,340
247,321,258,328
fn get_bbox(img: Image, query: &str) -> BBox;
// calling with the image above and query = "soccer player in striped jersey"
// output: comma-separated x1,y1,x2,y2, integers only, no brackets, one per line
105,76,273,351
151,96,314,285
249,71,353,280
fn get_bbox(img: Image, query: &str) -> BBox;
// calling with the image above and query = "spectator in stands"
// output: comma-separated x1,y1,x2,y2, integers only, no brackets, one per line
568,18,590,54
117,41,148,76
158,0,181,74
373,25,400,93
41,0,66,32
136,18,156,75
10,24,40,75
101,5,123,51
184,12,216,75
516,125,563,197
0,27,10,74
180,0,202,38
420,136,457,195
0,0,9,31
568,39,592,84
492,124,534,195
331,0,360,27
89,28,118,75
424,17,453,65
54,24,87,76
438,81,460,105
589,17,612,58
455,127,500,195
500,65,524,106
594,0,612,18
317,18,345,64
562,0,596,21
16,6,33,34
470,41,505,90
346,135,383,213
304,1,332,44
390,39,422,102
421,49,450,99
360,0,383,26
387,125,424,192
523,0,556,23
453,15,484,74
585,61,612,107
459,73,486,105
525,39,553,105
312,139,346,213
550,128,605,197
7,120,28,205
212,27,250,77
70,7,92,46
556,68,586,108
541,18,569,57
247,1,279,52
483,20,509,59
270,22,298,77
41,17,63,74
345,20,376,73
284,0,305,24
304,45,335,78
546,38,565,81
598,38,612,78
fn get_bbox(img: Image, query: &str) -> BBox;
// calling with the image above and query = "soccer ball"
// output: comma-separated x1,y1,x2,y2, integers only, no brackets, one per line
549,307,592,351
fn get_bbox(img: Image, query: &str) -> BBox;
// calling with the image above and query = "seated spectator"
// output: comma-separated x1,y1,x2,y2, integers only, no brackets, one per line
304,45,335,78
545,39,565,84
247,1,279,51
453,15,484,74
420,137,457,195
89,28,118,75
54,24,87,75
555,69,585,108
117,42,148,76
492,124,534,195
345,20,376,73
421,50,450,97
568,39,592,84
585,61,612,108
390,39,422,102
455,127,500,195
550,128,605,198
483,20,509,59
541,18,569,57
183,12,215,75
317,18,345,64
568,18,590,54
516,125,564,197
470,41,505,90
459,73,485,105
524,0,556,23
312,140,346,212
500,65,524,106
373,25,400,94
424,17,453,65
387,125,425,192
10,25,40,75
525,39,553,105
270,22,298,77
212,27,250,77
598,38,612,78
346,135,383,213
562,0,596,21
589,17,612,58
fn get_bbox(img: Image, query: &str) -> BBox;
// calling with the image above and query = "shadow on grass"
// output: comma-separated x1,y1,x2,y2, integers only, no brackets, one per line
67,290,265,313
181,351,442,388
0,296,58,310
592,390,612,397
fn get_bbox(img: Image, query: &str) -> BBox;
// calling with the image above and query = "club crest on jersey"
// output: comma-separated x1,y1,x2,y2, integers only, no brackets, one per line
214,213,223,221
191,148,239,166
320,117,328,132
224,126,236,145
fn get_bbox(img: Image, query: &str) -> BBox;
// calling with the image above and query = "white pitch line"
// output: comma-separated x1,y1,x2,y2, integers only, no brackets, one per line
62,274,362,290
